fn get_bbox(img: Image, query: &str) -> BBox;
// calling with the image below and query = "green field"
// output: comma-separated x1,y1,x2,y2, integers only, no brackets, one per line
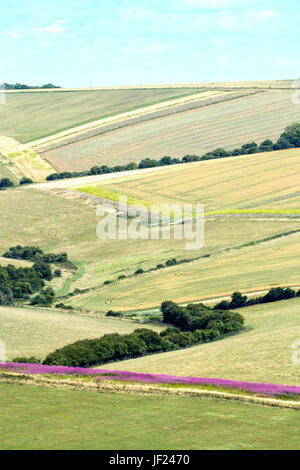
108,297,300,386
0,88,203,143
1,384,299,450
43,90,300,171
0,305,163,360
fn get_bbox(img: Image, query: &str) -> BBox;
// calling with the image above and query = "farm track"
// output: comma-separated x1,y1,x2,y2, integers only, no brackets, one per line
1,372,300,410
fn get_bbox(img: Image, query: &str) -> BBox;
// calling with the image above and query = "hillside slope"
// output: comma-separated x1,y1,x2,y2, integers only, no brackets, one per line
42,90,300,171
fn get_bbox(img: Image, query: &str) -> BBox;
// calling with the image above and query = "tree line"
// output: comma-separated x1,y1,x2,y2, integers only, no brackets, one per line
4,83,60,90
44,123,300,182
42,301,244,367
213,287,300,311
3,245,68,264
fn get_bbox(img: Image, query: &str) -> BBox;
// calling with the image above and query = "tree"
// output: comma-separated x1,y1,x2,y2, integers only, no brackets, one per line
259,139,274,152
229,291,248,309
31,287,55,306
19,177,33,185
279,123,300,148
0,178,14,190
33,261,53,281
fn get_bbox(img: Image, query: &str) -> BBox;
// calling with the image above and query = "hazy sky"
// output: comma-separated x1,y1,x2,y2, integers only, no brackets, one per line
1,0,299,87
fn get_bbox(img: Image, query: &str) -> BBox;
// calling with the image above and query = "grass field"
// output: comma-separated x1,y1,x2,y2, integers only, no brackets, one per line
42,90,300,170
1,187,299,302
0,88,204,143
108,297,300,386
67,230,300,311
1,384,299,450
0,305,163,360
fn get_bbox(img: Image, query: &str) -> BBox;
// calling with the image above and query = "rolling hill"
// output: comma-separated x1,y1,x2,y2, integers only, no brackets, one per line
42,90,300,171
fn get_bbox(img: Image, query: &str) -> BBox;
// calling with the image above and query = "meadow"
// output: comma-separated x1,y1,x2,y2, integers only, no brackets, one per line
0,88,204,143
0,305,163,360
1,384,299,450
43,90,300,171
108,297,300,386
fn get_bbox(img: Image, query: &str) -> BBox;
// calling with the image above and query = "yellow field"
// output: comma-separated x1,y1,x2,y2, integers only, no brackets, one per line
87,148,300,213
0,257,32,268
107,297,300,386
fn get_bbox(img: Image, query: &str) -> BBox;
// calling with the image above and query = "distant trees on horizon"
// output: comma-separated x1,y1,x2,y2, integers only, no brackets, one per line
3,83,60,90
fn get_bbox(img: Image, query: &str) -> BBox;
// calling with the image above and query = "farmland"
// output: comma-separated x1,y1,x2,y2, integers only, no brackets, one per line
76,148,300,213
1,80,300,451
67,230,300,311
1,186,299,305
1,384,300,450
0,305,163,361
42,90,300,171
58,148,300,311
108,297,300,387
0,88,205,143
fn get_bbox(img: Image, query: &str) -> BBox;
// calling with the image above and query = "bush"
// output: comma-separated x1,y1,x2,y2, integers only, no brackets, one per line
12,357,41,364
0,178,14,190
135,268,144,275
19,177,33,185
106,310,123,318
31,287,55,306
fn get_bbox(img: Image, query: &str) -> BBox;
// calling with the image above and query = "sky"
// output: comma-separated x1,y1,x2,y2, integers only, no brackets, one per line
0,0,299,87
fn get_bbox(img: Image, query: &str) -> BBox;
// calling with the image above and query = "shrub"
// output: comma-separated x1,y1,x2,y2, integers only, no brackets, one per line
106,310,123,318
135,268,144,275
19,177,33,185
0,178,14,190
12,357,41,364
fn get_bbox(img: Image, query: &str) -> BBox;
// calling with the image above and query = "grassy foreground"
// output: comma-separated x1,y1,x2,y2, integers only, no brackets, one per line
1,384,299,450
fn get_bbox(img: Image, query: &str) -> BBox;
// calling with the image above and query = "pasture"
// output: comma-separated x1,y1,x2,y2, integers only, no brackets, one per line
108,297,300,387
0,88,204,143
0,305,163,360
42,90,300,170
1,384,299,450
